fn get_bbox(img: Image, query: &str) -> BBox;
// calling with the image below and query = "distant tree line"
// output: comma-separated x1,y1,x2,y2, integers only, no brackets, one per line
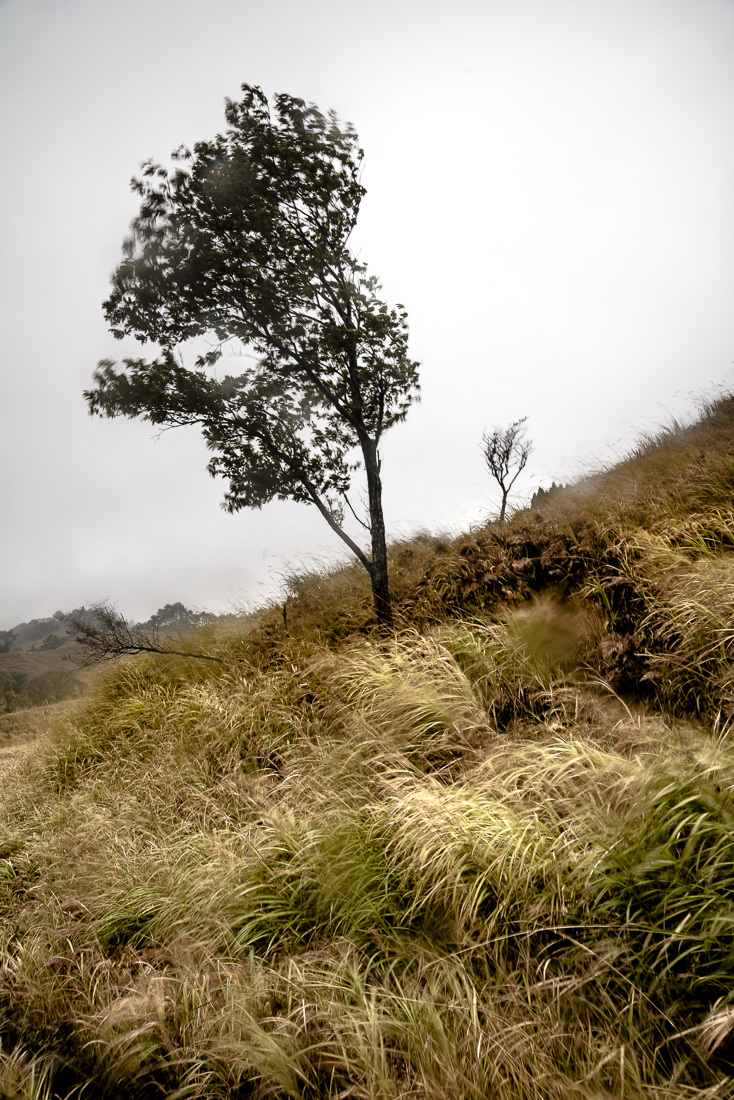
138,602,217,632
530,482,565,509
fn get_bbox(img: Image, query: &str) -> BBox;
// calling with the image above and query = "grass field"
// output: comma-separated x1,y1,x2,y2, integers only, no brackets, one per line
1,396,734,1098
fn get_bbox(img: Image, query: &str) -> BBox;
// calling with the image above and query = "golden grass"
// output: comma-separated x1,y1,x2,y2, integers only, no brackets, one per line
1,395,734,1096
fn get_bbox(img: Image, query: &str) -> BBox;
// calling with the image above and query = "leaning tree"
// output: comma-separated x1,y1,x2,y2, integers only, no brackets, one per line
87,85,419,626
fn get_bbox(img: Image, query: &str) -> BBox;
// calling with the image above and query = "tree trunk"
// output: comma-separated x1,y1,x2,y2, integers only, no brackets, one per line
362,437,393,628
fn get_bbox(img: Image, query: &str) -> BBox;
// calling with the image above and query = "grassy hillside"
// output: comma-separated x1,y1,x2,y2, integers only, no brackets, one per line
1,395,733,1098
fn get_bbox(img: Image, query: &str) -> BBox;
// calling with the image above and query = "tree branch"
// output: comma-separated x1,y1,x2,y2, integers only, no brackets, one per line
65,604,225,666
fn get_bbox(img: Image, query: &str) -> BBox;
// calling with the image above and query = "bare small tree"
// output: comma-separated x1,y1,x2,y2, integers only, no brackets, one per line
481,417,532,522
65,603,224,666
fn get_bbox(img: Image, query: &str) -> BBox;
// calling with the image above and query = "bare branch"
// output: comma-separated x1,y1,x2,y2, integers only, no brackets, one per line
342,491,371,531
64,603,225,666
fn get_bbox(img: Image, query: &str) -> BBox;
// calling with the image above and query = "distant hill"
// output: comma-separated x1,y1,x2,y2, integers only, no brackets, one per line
7,615,66,650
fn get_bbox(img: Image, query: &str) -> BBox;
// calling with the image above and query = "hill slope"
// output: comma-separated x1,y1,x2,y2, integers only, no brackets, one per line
1,395,733,1098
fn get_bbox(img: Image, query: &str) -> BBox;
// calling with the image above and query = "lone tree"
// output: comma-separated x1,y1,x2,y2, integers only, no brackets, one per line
481,417,532,522
86,85,419,627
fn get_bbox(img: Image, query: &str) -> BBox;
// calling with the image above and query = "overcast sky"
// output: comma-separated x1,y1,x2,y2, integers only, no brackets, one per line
2,0,734,629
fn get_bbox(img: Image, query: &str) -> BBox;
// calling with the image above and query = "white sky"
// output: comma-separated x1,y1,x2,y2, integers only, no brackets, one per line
2,0,734,629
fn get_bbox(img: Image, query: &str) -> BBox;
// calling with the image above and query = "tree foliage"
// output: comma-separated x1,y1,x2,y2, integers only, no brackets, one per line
0,669,26,713
139,602,216,632
481,417,532,522
85,85,419,626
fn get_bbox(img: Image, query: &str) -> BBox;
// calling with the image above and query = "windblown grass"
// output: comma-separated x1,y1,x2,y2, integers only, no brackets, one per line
2,395,734,1096
2,616,734,1096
